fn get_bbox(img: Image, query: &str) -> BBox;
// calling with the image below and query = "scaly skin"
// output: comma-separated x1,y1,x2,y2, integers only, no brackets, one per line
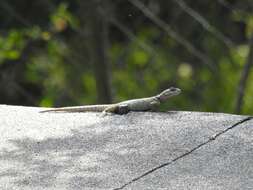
40,87,181,114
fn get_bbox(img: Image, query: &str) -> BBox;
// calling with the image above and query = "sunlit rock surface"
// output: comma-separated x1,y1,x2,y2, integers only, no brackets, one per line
0,105,252,190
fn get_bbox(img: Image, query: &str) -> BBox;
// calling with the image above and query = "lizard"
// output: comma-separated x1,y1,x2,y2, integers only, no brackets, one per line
40,87,181,115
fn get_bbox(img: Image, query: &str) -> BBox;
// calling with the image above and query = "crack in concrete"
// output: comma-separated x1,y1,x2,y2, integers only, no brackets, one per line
113,116,253,190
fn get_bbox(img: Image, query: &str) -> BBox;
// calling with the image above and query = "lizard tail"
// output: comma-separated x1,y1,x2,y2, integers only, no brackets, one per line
40,105,111,113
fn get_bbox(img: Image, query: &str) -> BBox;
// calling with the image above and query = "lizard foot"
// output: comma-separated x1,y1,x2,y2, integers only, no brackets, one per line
101,111,114,117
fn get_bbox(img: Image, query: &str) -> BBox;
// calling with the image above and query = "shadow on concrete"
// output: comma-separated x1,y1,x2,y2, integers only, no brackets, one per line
0,121,117,189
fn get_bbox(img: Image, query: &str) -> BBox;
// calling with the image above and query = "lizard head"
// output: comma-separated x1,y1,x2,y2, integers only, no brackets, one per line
157,87,181,101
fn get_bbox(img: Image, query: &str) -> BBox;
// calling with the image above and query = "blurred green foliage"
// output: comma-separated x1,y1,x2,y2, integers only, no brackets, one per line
0,0,252,114
0,30,24,63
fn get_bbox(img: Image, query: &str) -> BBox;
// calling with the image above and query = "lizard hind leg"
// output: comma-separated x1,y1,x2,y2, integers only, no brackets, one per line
101,105,119,116
116,104,130,115
102,104,130,115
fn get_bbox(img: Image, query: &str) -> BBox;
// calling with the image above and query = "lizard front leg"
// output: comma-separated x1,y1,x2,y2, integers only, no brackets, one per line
103,104,130,115
149,99,160,111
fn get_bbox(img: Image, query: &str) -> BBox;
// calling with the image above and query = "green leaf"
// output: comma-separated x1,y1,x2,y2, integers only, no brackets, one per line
131,49,149,67
40,97,53,107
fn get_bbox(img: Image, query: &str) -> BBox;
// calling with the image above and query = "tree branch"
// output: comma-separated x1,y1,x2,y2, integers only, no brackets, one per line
235,36,253,114
0,0,31,27
108,17,155,55
128,0,215,71
172,0,234,48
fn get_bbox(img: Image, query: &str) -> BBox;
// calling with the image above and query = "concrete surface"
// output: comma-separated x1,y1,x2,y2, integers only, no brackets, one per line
0,105,252,190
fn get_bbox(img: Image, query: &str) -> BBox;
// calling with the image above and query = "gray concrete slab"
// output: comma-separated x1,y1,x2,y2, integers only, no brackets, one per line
124,118,253,190
0,105,251,189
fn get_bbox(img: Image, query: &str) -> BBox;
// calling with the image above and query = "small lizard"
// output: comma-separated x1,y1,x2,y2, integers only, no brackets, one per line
40,87,181,115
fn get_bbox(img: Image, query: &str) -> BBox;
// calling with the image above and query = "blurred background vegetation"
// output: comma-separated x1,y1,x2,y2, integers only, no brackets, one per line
0,0,252,114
